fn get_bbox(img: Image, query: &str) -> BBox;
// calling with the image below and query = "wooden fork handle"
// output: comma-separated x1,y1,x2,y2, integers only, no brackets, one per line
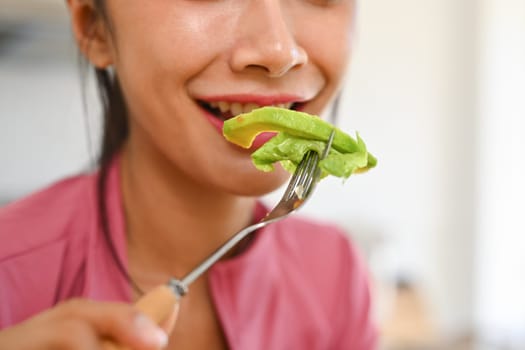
103,284,178,350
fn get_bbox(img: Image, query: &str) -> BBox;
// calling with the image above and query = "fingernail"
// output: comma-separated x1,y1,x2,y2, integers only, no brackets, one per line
134,313,169,348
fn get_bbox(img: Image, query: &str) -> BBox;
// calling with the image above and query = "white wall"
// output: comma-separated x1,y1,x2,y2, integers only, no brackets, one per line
475,0,525,346
0,64,93,201
0,3,100,203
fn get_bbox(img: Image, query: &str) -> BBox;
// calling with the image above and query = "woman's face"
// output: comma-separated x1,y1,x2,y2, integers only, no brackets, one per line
98,0,355,195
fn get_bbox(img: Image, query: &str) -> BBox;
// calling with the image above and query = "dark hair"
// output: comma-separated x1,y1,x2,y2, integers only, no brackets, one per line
91,2,129,168
87,1,143,294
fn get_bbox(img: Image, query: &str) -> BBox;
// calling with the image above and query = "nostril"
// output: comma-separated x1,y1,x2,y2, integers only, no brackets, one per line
247,64,290,78
266,62,295,78
245,51,307,78
230,36,308,78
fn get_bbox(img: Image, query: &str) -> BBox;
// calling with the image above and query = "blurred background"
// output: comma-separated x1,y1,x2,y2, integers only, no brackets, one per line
0,0,523,349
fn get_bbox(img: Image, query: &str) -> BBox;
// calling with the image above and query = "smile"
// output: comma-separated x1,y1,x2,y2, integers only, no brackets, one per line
196,96,309,150
197,100,304,121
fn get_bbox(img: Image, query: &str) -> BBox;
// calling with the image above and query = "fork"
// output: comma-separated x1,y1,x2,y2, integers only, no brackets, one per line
103,129,335,349
169,128,336,298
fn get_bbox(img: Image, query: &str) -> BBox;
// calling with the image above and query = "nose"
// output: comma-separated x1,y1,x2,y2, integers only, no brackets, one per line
229,1,308,78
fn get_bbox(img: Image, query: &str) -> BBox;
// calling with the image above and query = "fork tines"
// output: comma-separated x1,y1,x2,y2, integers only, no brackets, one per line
283,151,319,201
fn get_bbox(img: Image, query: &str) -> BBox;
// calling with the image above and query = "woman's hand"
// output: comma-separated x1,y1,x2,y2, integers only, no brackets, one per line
0,286,178,350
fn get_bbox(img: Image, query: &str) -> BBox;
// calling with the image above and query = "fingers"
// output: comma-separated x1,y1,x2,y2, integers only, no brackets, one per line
0,305,105,350
60,299,169,350
0,297,176,350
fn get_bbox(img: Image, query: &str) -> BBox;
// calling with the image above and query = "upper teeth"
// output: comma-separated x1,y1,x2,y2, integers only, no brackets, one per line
208,101,293,116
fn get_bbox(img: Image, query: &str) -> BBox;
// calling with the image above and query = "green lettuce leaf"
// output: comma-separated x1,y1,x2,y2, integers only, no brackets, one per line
252,131,375,179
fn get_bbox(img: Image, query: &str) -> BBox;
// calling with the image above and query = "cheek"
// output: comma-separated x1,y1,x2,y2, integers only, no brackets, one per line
106,3,233,141
108,2,232,89
298,8,354,86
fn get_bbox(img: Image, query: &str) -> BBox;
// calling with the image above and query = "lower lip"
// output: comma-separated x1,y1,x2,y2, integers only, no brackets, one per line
202,109,276,151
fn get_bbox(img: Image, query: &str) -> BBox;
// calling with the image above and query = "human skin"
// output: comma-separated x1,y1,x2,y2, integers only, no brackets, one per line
0,299,174,349
0,0,356,348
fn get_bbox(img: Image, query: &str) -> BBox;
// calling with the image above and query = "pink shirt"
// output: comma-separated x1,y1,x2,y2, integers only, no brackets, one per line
0,159,377,349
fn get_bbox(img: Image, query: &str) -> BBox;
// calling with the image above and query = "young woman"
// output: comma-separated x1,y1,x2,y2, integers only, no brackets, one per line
0,0,377,348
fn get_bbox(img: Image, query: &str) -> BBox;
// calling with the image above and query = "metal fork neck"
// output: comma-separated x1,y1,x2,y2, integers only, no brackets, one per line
168,278,188,299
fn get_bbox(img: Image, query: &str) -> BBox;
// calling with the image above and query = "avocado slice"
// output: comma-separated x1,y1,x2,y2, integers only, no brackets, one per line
223,107,376,179
224,107,361,154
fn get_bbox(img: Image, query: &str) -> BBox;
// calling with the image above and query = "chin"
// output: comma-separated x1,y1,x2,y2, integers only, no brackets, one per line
224,166,290,197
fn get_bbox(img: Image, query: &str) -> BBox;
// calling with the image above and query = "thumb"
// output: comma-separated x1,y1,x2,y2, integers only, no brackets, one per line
134,285,179,334
158,302,179,334
101,285,179,350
